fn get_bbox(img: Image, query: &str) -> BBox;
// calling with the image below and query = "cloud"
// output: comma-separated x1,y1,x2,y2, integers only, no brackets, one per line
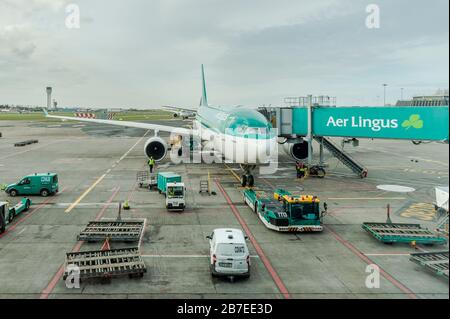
0,0,448,107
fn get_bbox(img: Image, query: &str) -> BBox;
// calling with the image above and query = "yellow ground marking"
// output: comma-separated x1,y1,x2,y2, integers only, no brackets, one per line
65,130,149,213
224,164,241,182
400,202,437,221
403,168,447,175
207,170,211,193
65,174,106,213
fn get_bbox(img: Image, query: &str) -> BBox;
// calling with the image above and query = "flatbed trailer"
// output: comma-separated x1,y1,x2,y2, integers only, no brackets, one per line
63,247,146,282
410,251,449,279
362,222,447,245
243,189,324,232
77,220,145,242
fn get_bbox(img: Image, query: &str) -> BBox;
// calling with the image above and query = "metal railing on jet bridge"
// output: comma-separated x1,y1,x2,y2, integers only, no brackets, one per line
314,136,368,178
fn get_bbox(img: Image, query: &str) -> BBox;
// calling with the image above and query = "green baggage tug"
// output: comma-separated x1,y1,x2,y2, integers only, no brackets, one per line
243,188,326,232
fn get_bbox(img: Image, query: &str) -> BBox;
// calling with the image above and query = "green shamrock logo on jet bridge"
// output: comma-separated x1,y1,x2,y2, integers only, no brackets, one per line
402,114,424,130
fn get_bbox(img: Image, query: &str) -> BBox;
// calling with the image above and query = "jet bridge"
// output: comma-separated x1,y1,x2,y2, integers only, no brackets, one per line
262,100,449,177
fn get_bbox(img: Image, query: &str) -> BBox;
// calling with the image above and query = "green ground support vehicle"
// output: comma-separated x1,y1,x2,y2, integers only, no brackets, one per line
0,198,32,234
362,222,447,245
156,172,185,211
5,173,59,197
243,188,326,232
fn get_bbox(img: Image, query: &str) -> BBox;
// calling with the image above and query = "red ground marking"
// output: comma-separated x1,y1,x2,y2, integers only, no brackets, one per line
39,187,121,299
263,174,418,298
0,188,67,239
215,179,291,299
325,225,418,299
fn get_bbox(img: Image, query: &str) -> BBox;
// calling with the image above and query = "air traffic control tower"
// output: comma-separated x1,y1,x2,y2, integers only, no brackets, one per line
46,87,52,110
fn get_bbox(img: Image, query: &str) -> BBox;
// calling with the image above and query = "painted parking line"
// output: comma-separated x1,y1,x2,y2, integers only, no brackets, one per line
364,253,412,256
327,197,406,200
141,254,260,258
0,140,66,161
407,156,448,167
215,179,291,299
400,202,437,221
0,187,67,239
40,187,121,299
65,174,106,213
224,164,241,183
325,225,418,299
64,131,149,213
261,177,417,298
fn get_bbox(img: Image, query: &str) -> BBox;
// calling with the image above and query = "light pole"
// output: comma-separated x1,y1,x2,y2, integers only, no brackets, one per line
382,84,388,106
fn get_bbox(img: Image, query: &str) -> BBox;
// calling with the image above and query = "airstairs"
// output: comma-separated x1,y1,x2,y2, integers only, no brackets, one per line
314,136,368,178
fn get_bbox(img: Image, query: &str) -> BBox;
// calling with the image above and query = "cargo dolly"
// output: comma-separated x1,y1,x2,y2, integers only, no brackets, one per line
410,251,449,279
136,171,157,190
77,220,145,242
14,139,38,147
362,222,447,245
63,247,146,282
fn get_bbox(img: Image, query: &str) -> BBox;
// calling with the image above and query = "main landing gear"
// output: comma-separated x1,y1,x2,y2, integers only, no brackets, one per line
240,165,256,187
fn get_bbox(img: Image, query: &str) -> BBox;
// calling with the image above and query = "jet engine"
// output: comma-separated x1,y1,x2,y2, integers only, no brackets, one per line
283,142,309,160
144,136,168,162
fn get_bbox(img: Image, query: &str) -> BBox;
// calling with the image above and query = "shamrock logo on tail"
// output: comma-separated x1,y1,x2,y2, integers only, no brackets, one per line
402,114,423,130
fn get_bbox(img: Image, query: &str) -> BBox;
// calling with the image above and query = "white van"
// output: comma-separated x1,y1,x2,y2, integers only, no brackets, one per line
206,228,250,279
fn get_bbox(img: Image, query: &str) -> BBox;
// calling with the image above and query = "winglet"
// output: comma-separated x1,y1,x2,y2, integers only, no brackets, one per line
200,64,208,107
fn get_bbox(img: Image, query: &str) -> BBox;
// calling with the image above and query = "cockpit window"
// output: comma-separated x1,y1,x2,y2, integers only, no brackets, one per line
224,110,274,139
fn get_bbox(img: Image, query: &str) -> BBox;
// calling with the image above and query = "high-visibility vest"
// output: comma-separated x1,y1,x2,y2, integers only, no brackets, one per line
148,159,155,166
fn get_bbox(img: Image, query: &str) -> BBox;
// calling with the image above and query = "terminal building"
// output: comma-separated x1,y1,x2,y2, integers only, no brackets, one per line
396,89,449,107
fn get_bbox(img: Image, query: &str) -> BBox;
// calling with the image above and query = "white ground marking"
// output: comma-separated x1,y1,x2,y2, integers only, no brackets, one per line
407,156,448,167
141,254,260,258
377,185,416,193
16,228,27,236
65,131,149,213
364,253,411,256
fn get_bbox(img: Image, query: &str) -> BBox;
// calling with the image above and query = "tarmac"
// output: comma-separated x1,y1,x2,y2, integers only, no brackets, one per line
0,119,448,299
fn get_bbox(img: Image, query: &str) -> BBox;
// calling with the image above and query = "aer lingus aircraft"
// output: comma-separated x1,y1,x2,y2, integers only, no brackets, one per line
44,65,308,186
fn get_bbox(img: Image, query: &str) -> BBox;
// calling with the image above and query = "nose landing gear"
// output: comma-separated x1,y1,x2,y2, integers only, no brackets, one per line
240,174,254,187
240,165,256,187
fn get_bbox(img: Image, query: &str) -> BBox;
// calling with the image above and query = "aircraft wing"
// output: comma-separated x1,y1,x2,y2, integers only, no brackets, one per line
162,105,197,113
43,109,192,136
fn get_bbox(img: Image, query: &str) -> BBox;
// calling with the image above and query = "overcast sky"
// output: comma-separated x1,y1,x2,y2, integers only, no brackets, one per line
0,0,448,108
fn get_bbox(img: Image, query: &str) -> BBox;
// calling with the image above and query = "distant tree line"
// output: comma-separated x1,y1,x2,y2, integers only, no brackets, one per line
0,105,43,112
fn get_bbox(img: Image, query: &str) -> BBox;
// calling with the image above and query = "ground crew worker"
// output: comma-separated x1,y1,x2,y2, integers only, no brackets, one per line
148,157,156,173
296,162,307,179
295,161,301,177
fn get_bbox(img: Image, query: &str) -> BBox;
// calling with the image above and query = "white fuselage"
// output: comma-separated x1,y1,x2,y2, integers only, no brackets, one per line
193,120,278,165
